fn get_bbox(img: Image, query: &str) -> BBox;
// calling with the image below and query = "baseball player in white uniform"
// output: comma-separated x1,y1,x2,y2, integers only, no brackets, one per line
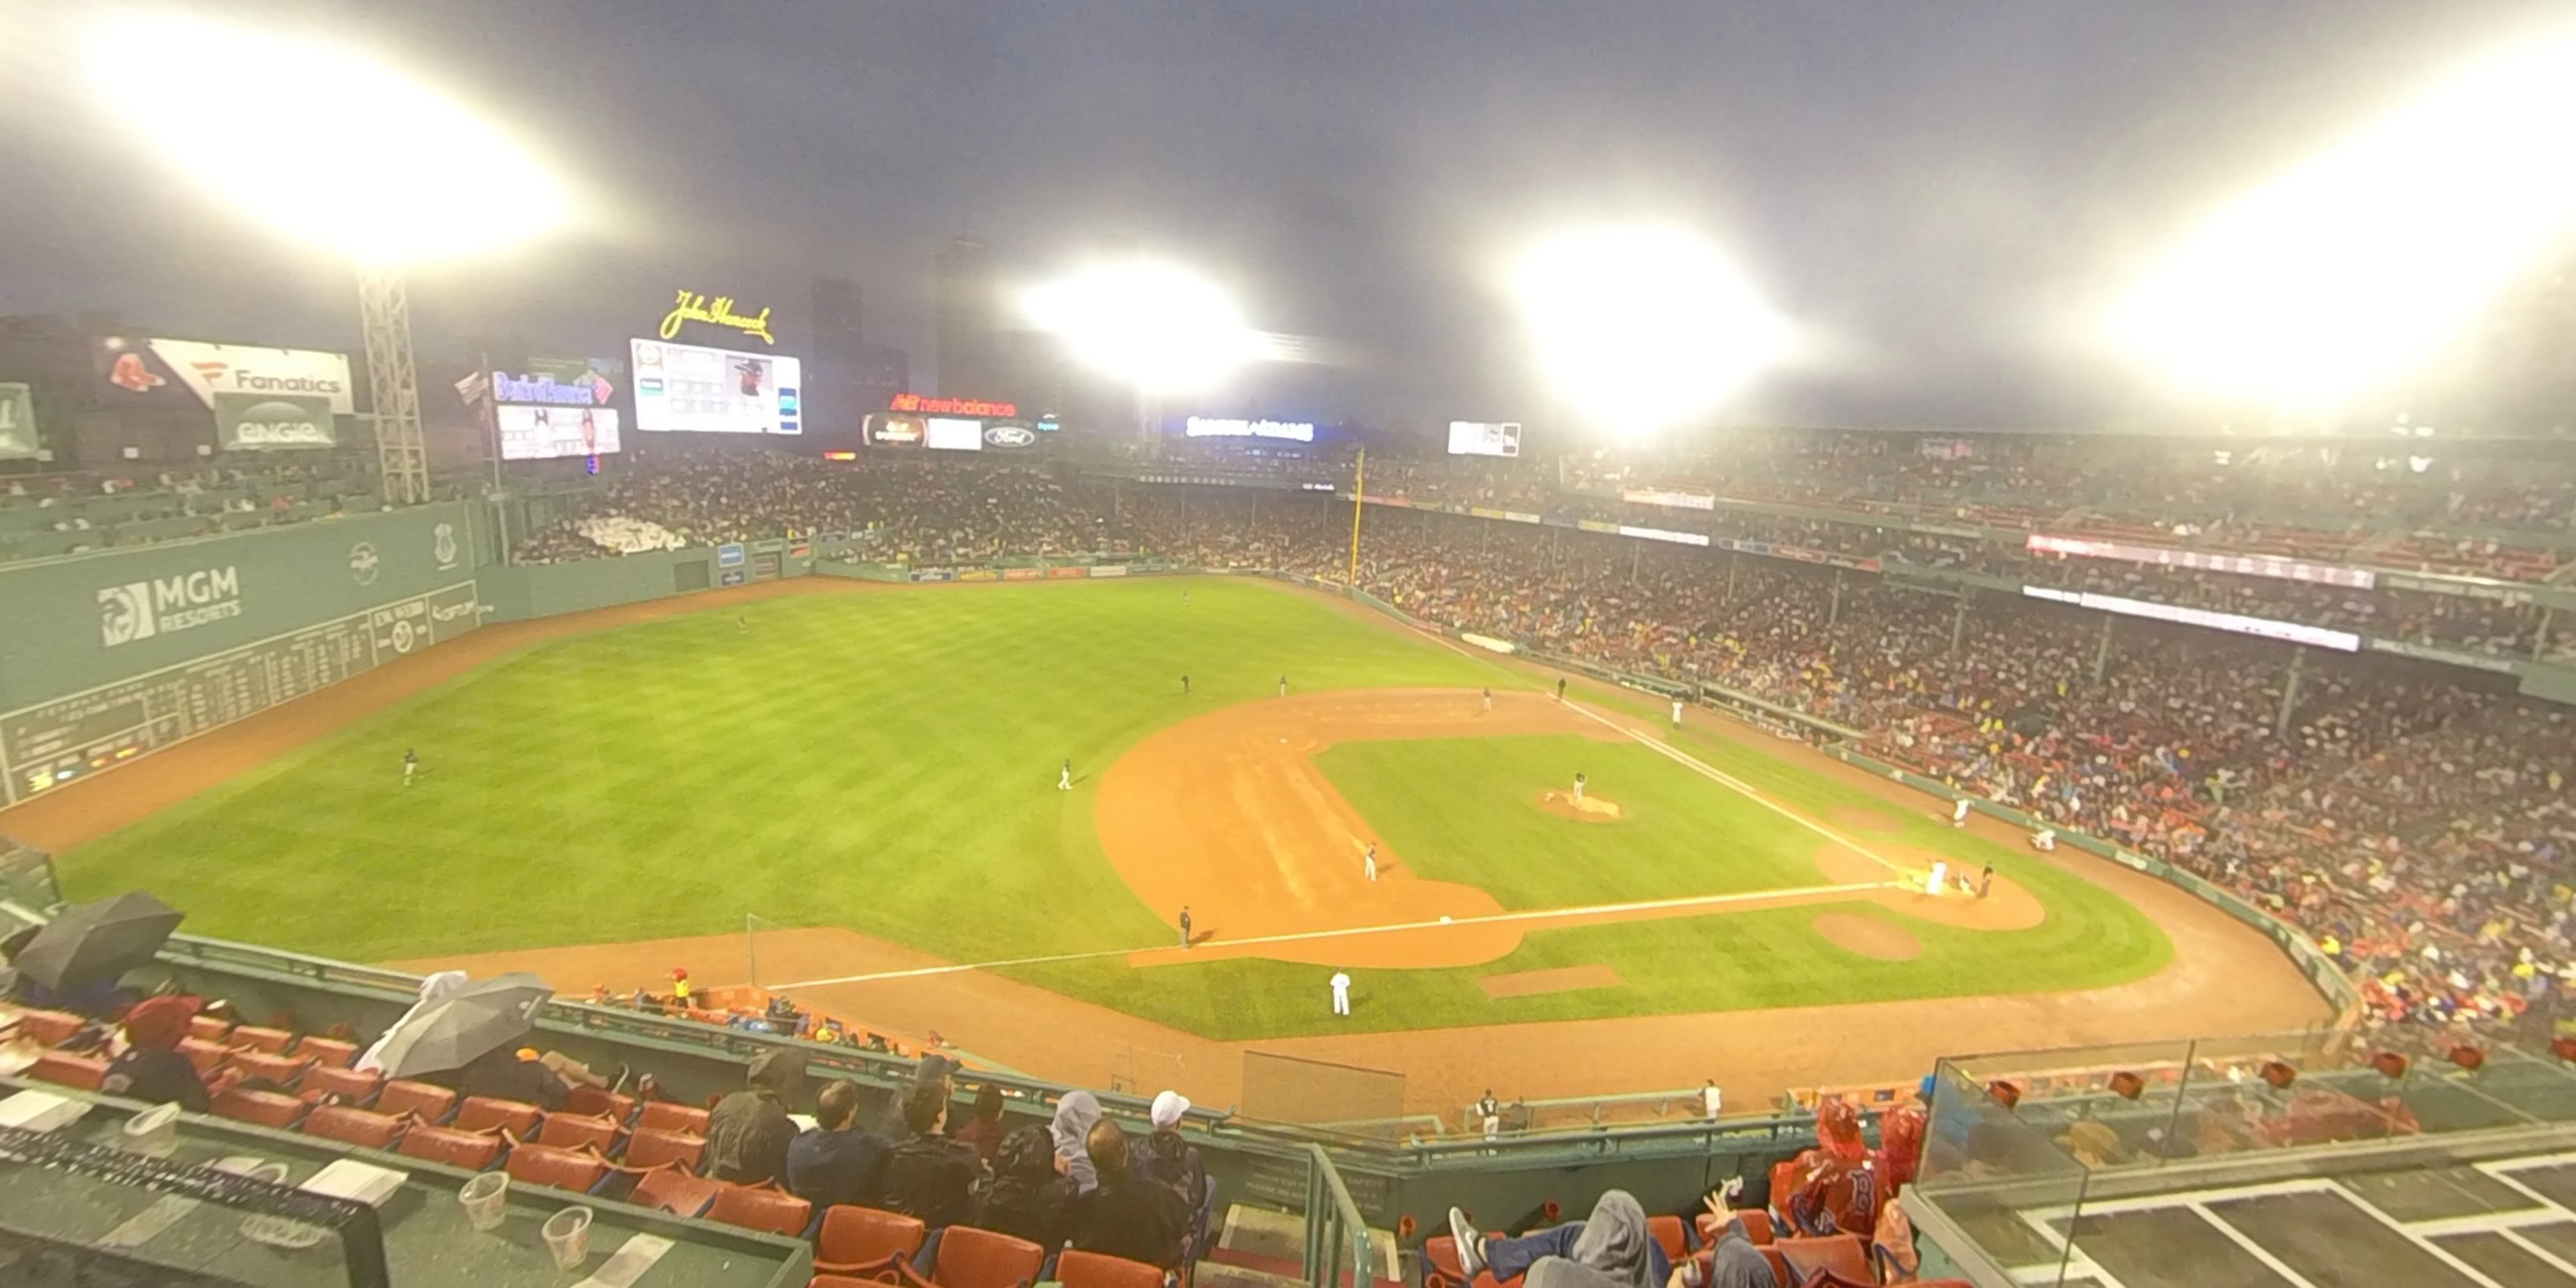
402,748,419,787
1279,674,1289,697
1330,970,1352,1016
1482,687,1492,713
1363,843,1378,882
1059,759,1072,791
1573,772,1586,803
1951,798,1971,828
1928,860,1950,897
1671,698,1684,726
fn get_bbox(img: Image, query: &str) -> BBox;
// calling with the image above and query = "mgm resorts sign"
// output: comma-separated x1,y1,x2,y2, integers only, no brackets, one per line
99,566,242,647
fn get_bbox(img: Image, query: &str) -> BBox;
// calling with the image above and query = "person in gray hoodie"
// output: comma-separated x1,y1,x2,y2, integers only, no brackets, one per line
1451,1191,1668,1288
1051,1090,1104,1194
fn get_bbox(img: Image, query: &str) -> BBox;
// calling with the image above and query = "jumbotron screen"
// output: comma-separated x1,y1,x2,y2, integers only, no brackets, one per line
497,405,622,461
629,338,802,435
1448,421,1522,458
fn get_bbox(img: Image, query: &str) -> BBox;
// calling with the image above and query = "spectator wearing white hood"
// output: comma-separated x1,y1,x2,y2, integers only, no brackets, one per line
1132,1090,1213,1257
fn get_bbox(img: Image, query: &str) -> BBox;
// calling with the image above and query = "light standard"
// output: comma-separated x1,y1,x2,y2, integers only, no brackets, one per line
1020,258,1272,452
82,9,575,504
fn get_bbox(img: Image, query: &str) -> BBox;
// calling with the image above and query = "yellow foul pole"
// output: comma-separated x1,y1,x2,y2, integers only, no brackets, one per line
1346,447,1366,584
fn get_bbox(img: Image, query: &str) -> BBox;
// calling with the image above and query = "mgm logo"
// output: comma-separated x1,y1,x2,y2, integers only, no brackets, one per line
98,567,242,647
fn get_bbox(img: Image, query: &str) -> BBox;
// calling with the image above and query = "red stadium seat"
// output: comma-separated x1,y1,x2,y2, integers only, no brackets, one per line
187,1015,232,1043
176,1039,230,1075
1424,1232,1507,1288
535,1112,619,1152
507,1142,611,1194
814,1278,881,1288
300,1064,383,1105
1056,1250,1167,1288
815,1205,927,1276
621,1128,705,1173
1646,1215,1688,1266
630,1169,722,1219
452,1096,541,1135
224,1050,313,1087
1775,1236,1868,1286
375,1080,457,1121
909,1225,1045,1288
1761,1249,1792,1288
397,1125,505,1170
297,1036,358,1068
303,1104,406,1150
1696,1211,1774,1246
211,1087,305,1129
228,1025,291,1055
637,1101,709,1135
566,1085,636,1121
709,1185,813,1238
6,1009,85,1047
27,1052,108,1091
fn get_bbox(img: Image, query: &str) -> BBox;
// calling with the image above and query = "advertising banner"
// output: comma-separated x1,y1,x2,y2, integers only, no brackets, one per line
1185,416,1314,443
925,417,984,451
1622,488,1717,511
1091,564,1130,579
0,383,36,459
956,569,1002,581
496,406,620,461
1046,566,1091,580
866,414,925,446
212,391,336,451
1002,567,1044,580
2367,637,2522,674
98,337,358,415
717,543,746,568
1446,421,1522,458
981,422,1038,450
910,569,954,583
630,338,802,435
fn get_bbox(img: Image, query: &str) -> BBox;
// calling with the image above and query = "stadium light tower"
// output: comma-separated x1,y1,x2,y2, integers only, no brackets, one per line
82,9,575,504
1512,225,1789,440
1020,259,1273,443
2109,23,2576,419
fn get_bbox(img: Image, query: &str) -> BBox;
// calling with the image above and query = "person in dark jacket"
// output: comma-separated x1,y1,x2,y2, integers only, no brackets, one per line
972,1124,1075,1255
453,1046,571,1111
952,1083,1009,1163
706,1049,806,1184
98,994,210,1112
1131,1091,1211,1258
786,1080,887,1209
1069,1119,1191,1271
879,1080,980,1230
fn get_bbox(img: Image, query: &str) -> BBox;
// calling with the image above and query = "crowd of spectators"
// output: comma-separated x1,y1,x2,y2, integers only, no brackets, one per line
0,458,386,562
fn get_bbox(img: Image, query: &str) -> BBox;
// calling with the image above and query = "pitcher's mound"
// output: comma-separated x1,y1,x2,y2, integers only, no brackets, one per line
1813,911,1922,961
1537,791,1624,822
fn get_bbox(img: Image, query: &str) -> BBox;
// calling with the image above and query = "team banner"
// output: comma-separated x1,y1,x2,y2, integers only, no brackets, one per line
211,391,336,451
0,384,36,459
99,337,358,415
1622,488,1717,511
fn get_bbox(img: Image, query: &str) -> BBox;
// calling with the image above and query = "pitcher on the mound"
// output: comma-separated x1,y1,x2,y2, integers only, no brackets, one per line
1573,771,1586,803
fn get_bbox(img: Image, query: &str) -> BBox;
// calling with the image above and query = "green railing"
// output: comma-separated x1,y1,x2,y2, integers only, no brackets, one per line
1304,1145,1379,1288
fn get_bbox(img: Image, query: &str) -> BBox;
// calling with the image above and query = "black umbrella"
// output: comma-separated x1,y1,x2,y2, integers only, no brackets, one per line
14,891,183,990
368,974,555,1080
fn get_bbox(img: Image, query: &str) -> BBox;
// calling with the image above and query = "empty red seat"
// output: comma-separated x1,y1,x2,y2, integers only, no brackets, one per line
187,1014,232,1043
815,1205,926,1275
297,1036,358,1068
630,1169,722,1219
210,1088,305,1129
636,1101,709,1135
535,1113,619,1152
1056,1249,1166,1288
397,1125,504,1170
918,1226,1046,1288
709,1185,812,1238
7,1009,85,1046
176,1039,230,1075
1646,1215,1688,1266
303,1104,406,1150
300,1065,382,1105
27,1052,108,1091
507,1142,610,1193
228,1026,291,1055
225,1050,312,1086
375,1080,457,1121
621,1126,705,1172
454,1096,541,1135
1776,1235,1868,1286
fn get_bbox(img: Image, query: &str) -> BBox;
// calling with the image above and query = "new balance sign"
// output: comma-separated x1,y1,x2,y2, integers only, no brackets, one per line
98,567,242,647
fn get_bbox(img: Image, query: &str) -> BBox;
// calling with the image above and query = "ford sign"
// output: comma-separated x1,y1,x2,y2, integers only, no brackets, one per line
984,424,1037,448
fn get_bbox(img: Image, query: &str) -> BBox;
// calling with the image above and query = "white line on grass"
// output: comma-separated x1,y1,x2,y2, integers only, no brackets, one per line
1410,628,1923,880
769,878,1900,991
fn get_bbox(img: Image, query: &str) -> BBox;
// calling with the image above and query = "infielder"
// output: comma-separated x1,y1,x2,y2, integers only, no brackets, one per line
1927,860,1950,897
1363,843,1379,882
402,748,419,787
1481,687,1492,713
1951,798,1971,828
1572,771,1587,803
1179,906,1193,949
1279,674,1288,697
1555,677,1567,702
1329,969,1352,1016
1059,759,1072,791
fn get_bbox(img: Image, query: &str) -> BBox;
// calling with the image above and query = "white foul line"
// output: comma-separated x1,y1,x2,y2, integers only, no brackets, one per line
768,879,1898,991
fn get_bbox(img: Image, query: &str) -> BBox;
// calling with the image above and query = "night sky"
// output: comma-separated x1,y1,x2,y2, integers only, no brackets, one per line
0,0,2562,430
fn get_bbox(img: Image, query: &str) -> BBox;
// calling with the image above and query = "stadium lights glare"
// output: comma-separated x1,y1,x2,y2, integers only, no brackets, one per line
2110,25,2576,413
82,9,575,264
1020,260,1272,396
1512,226,1788,436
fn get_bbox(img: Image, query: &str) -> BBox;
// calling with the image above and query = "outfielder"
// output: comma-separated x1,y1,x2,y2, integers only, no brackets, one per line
402,748,419,787
1363,843,1379,882
1330,969,1352,1016
1279,674,1288,697
1059,759,1072,791
1671,697,1684,726
1181,674,1191,696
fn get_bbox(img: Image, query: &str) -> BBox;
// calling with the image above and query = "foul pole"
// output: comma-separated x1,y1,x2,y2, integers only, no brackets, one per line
1346,447,1366,584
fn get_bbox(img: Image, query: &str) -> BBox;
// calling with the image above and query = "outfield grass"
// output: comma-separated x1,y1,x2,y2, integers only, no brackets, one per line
59,576,2172,1039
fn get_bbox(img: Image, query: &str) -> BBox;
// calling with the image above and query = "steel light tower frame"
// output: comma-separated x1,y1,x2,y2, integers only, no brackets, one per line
358,267,431,505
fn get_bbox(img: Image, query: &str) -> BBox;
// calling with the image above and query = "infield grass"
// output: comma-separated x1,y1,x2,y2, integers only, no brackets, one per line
58,576,2171,1038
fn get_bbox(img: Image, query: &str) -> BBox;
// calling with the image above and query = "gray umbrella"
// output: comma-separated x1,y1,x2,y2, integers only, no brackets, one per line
14,891,183,990
368,973,554,1080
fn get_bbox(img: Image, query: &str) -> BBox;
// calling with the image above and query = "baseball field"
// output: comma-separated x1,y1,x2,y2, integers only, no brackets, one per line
29,575,2332,1105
